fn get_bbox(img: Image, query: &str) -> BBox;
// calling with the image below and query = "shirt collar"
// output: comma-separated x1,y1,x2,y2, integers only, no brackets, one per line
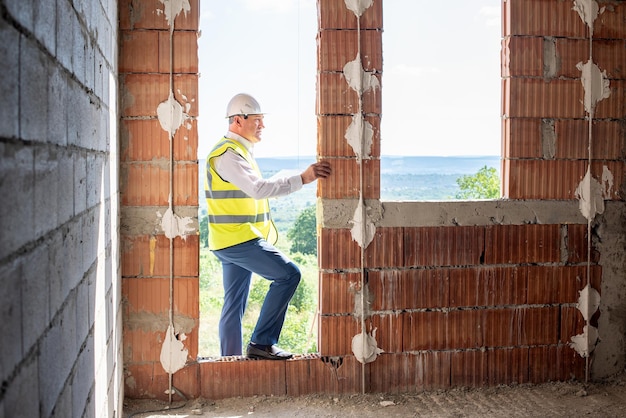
225,131,253,152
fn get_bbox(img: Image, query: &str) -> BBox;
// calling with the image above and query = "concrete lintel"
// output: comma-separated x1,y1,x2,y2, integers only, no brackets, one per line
320,199,587,228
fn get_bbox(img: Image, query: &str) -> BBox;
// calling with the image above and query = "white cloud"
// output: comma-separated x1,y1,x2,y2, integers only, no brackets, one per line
386,64,440,77
479,6,500,27
200,9,214,21
243,0,295,13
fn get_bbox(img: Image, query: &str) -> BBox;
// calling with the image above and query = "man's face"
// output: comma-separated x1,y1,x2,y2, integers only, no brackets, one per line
237,114,264,143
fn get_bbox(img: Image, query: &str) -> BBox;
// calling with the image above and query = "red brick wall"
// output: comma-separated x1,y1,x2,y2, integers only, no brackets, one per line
502,0,625,199
318,223,600,390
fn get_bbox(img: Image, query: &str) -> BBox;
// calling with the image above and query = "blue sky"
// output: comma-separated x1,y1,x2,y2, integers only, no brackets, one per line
198,0,501,158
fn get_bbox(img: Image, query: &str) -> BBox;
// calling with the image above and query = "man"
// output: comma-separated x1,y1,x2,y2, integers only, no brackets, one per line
205,93,332,360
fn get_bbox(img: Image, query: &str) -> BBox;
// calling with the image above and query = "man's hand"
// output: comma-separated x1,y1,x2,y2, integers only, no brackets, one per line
301,160,332,185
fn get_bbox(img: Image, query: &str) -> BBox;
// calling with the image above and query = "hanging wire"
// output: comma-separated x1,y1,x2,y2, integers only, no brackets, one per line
297,0,320,352
167,16,175,405
354,12,368,396
584,23,593,385
297,0,302,168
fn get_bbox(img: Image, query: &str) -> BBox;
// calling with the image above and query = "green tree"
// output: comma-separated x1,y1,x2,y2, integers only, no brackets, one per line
455,165,500,199
289,273,315,313
199,214,208,248
243,277,317,353
287,205,317,255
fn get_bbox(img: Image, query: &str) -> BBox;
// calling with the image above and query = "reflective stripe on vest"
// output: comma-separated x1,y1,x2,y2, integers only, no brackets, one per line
205,189,249,199
208,213,270,224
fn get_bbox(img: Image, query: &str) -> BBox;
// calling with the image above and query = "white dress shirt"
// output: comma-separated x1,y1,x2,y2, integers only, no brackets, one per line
213,131,304,199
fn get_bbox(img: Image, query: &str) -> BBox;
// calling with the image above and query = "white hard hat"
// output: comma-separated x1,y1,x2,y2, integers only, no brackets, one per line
225,93,263,118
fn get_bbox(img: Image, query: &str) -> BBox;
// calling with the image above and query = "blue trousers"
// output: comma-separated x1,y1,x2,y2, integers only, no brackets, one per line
212,238,301,356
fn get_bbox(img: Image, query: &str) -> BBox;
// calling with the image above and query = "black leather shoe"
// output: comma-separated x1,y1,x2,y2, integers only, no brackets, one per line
246,343,293,360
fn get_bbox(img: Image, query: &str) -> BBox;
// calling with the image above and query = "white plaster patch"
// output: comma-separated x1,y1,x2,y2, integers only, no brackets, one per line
158,0,191,28
601,165,614,198
157,206,196,240
157,92,190,137
577,283,601,322
570,325,599,358
572,0,605,34
159,324,189,373
344,0,374,17
351,329,383,364
345,113,373,161
343,55,380,95
177,89,194,136
575,166,612,221
576,60,611,115
350,198,376,249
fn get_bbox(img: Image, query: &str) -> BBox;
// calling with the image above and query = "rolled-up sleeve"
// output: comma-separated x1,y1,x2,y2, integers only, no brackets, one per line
214,149,303,199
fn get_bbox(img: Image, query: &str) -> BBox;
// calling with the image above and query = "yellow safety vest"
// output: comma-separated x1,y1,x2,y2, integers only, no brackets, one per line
204,138,278,250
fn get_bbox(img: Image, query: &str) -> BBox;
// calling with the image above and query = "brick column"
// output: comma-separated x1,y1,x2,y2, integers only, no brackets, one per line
119,0,200,400
317,0,383,368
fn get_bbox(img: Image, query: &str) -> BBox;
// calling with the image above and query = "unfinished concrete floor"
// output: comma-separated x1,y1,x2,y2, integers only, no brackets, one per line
124,372,626,418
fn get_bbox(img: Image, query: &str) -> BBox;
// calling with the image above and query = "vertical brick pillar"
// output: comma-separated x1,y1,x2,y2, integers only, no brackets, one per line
317,0,382,199
502,0,625,200
502,0,626,383
119,0,200,400
317,0,382,362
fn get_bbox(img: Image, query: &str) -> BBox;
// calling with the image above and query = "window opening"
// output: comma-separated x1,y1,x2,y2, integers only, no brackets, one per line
381,1,502,200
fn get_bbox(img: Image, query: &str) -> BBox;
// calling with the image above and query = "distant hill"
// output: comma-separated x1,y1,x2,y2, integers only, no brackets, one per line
256,157,318,173
200,155,500,177
256,155,501,175
380,155,500,175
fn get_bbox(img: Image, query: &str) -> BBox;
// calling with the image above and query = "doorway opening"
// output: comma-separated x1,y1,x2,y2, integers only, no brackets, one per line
197,0,320,357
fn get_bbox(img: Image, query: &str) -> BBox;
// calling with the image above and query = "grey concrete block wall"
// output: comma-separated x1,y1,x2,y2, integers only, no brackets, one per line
0,1,121,417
